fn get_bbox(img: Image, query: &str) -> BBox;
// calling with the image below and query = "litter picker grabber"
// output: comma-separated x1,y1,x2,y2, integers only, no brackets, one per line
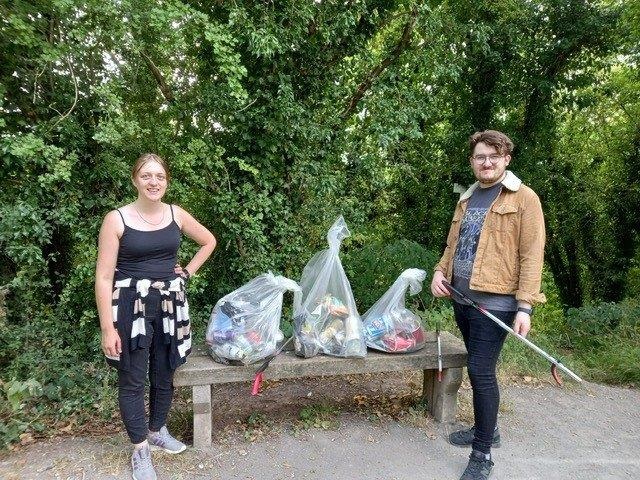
250,335,295,396
442,280,582,385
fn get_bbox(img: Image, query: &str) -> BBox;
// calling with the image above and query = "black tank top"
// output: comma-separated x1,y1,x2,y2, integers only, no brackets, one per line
115,205,181,281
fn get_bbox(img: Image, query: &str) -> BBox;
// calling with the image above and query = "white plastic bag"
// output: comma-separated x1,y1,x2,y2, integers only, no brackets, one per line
362,268,427,353
206,272,300,365
293,216,366,358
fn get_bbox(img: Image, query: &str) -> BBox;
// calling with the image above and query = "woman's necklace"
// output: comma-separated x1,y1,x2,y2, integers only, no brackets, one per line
135,205,165,226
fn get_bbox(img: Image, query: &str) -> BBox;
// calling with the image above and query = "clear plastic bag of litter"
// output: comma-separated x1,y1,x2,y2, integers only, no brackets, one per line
293,216,366,358
206,272,300,365
362,268,427,353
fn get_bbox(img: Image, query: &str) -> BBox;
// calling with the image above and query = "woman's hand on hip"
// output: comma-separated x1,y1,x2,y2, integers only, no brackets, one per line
174,263,190,280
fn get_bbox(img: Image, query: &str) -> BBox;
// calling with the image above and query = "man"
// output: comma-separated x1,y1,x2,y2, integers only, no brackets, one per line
431,130,546,480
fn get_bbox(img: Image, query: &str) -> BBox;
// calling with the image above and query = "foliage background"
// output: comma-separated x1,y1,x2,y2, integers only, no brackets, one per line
1,0,638,447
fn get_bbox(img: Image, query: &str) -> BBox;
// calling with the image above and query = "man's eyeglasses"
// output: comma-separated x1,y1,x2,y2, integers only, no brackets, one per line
471,154,504,165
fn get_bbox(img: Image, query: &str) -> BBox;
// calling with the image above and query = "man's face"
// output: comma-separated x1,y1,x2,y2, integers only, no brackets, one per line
470,141,511,186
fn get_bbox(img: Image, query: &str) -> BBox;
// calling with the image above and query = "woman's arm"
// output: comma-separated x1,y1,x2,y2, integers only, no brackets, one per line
175,206,217,277
95,211,122,357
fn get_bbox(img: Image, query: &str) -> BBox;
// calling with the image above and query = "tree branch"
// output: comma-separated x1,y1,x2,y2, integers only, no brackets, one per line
51,56,78,129
341,7,418,119
141,51,175,104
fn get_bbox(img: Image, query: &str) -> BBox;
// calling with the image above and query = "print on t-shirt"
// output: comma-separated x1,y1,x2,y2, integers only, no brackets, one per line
454,207,488,280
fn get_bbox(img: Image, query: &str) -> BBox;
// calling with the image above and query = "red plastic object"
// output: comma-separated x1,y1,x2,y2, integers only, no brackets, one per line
246,330,262,344
412,327,425,343
251,372,264,396
383,335,415,352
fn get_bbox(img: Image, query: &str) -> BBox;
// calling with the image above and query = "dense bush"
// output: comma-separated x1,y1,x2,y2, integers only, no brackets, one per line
497,298,640,385
624,248,640,299
567,302,629,341
564,300,640,384
344,239,440,313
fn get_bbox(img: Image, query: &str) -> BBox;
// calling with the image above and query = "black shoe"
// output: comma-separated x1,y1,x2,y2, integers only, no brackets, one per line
459,450,494,480
449,426,501,448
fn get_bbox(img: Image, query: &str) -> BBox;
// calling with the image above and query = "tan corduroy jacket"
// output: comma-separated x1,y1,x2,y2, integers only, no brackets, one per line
435,171,547,305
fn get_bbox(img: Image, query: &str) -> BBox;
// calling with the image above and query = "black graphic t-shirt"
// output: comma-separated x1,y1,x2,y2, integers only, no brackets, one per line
453,183,517,311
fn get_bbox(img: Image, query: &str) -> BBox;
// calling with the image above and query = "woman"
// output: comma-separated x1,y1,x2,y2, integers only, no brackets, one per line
95,153,216,480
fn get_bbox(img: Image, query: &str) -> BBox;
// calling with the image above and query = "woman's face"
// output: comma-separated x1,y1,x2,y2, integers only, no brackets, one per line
132,160,168,202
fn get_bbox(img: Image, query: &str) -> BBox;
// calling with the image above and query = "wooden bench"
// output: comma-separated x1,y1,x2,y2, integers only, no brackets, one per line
174,331,467,449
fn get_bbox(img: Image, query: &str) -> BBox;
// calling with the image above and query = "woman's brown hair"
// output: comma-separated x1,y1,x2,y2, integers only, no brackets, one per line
131,153,170,180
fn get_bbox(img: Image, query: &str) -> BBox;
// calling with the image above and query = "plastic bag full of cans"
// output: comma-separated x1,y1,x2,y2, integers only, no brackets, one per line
205,272,301,365
293,216,367,358
362,268,427,353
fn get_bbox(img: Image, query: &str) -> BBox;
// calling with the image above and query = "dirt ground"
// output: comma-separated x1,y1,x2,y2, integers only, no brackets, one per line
0,372,639,480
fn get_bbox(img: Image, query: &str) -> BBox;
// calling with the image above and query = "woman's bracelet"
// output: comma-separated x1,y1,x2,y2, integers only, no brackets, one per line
182,268,191,280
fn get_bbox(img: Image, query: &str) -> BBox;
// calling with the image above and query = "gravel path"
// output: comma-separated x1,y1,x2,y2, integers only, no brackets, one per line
1,380,638,480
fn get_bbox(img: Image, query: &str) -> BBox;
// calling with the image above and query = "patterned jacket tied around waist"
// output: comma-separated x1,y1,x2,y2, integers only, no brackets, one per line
110,276,191,371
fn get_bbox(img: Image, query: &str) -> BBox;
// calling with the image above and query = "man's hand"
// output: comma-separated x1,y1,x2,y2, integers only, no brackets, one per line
513,311,531,337
430,270,451,298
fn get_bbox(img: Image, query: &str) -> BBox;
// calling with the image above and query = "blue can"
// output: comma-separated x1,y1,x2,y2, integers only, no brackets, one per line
214,310,233,331
365,315,392,340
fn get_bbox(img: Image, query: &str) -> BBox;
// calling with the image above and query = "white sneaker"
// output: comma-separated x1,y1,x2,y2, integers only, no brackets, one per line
131,444,157,480
148,425,187,454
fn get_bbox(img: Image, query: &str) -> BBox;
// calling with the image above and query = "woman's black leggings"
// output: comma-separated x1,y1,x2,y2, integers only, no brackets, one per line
117,289,175,444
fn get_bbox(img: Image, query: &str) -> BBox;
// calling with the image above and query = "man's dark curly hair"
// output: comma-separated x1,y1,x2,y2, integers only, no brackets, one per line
468,130,514,156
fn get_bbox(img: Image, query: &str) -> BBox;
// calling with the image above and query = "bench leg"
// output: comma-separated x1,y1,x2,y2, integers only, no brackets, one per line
192,385,212,449
422,367,463,423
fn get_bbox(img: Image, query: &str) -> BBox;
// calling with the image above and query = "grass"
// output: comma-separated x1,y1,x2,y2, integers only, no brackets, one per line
295,404,340,432
241,411,275,442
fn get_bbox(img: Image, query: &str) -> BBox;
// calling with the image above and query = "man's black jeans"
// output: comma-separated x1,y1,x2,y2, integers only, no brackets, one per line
117,289,175,444
453,302,515,454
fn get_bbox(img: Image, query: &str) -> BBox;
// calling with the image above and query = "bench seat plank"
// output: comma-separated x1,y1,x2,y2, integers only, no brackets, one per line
174,331,466,386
